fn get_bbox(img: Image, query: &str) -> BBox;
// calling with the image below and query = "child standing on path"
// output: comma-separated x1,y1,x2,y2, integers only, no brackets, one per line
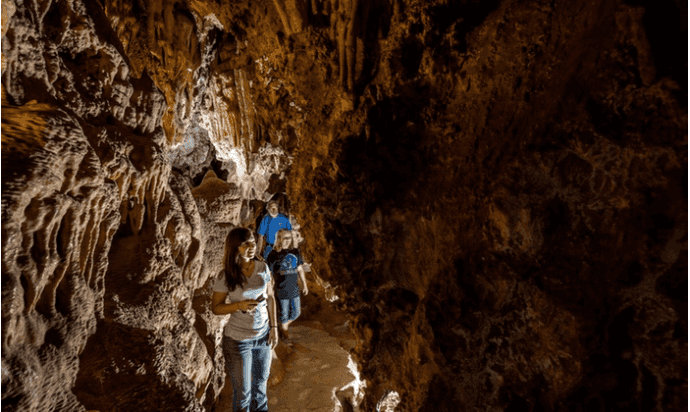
267,229,308,339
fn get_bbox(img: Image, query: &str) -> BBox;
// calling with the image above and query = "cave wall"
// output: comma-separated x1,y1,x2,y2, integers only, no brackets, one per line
1,0,290,410
265,0,687,411
2,0,687,411
1,0,174,408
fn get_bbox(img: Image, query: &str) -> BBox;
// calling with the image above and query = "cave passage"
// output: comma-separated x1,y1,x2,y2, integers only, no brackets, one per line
1,0,686,411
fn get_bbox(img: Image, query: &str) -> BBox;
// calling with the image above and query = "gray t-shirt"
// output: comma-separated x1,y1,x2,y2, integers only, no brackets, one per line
213,261,272,341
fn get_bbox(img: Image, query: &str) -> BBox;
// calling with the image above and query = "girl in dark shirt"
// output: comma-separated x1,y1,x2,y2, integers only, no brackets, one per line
267,229,308,339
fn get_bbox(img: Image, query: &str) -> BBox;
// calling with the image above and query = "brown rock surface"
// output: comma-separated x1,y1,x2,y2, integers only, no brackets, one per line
282,1,687,410
2,0,686,411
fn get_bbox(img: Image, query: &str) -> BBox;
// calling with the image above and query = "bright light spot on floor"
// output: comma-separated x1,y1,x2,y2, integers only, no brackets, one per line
346,354,363,394
332,354,366,411
377,390,401,412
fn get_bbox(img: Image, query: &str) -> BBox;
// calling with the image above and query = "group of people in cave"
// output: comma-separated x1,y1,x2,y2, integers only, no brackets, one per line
211,199,311,412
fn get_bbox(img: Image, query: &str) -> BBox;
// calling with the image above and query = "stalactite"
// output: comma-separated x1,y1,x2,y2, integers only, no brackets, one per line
345,0,358,91
271,0,293,36
323,0,370,91
337,1,347,88
329,3,337,40
356,0,371,84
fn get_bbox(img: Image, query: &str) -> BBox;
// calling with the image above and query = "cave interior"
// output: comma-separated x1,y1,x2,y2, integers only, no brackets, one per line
0,0,687,411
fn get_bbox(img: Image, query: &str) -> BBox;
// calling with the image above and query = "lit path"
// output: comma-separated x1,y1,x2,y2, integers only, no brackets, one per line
268,319,357,412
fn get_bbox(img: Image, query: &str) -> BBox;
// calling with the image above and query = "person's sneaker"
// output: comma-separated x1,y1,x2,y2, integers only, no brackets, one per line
280,327,290,340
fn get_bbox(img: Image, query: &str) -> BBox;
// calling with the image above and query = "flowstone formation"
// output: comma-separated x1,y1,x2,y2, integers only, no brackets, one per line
2,0,687,412
1,0,290,410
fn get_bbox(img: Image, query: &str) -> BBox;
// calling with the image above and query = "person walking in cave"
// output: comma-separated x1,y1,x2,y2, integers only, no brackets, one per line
211,227,279,412
290,229,312,274
267,229,309,340
257,200,292,260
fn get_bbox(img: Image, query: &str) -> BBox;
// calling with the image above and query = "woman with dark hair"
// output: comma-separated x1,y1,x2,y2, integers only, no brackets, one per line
212,227,279,412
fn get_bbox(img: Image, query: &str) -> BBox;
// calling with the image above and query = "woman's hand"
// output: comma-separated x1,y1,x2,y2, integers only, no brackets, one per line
297,267,308,296
300,282,309,295
268,327,279,349
237,300,259,313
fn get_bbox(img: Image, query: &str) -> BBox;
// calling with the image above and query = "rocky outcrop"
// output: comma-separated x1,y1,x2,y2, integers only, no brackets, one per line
1,0,283,410
102,0,291,203
2,0,686,411
2,92,117,412
1,0,174,408
282,1,687,410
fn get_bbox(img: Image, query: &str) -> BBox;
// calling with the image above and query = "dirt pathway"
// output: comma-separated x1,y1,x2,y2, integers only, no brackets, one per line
268,319,357,412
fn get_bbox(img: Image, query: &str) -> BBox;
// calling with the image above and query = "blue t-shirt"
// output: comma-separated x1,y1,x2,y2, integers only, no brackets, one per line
258,214,292,245
267,249,304,299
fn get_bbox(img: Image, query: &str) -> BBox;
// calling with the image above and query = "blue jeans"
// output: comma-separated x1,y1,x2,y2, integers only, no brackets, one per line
278,296,301,324
222,331,272,412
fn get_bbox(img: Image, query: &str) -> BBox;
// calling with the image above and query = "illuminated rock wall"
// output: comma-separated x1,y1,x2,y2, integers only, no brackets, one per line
1,0,289,410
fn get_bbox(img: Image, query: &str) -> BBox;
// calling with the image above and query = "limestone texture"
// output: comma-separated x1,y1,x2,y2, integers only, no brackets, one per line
2,0,686,411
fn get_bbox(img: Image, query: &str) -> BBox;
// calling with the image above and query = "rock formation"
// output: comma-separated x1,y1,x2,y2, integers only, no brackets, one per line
2,0,686,411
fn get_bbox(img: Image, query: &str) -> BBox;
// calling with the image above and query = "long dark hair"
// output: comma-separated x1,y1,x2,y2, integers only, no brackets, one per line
223,227,256,292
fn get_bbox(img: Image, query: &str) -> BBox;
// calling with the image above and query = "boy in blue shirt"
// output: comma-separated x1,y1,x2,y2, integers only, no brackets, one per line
257,201,292,260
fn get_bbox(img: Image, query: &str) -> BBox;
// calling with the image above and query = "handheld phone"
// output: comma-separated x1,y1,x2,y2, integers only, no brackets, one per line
242,296,265,313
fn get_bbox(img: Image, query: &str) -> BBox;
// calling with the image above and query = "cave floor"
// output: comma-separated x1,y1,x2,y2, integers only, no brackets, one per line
215,317,357,412
267,319,357,412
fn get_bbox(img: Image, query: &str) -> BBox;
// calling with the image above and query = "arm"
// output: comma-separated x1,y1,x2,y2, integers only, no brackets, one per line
257,234,265,258
257,216,269,251
297,265,308,295
212,292,257,315
266,276,279,348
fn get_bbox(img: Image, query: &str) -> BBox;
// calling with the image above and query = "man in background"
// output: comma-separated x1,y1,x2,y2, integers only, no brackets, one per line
257,200,292,260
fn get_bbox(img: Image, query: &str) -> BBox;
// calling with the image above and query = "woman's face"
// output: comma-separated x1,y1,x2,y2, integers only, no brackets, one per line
280,235,292,250
238,236,256,260
291,231,303,246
